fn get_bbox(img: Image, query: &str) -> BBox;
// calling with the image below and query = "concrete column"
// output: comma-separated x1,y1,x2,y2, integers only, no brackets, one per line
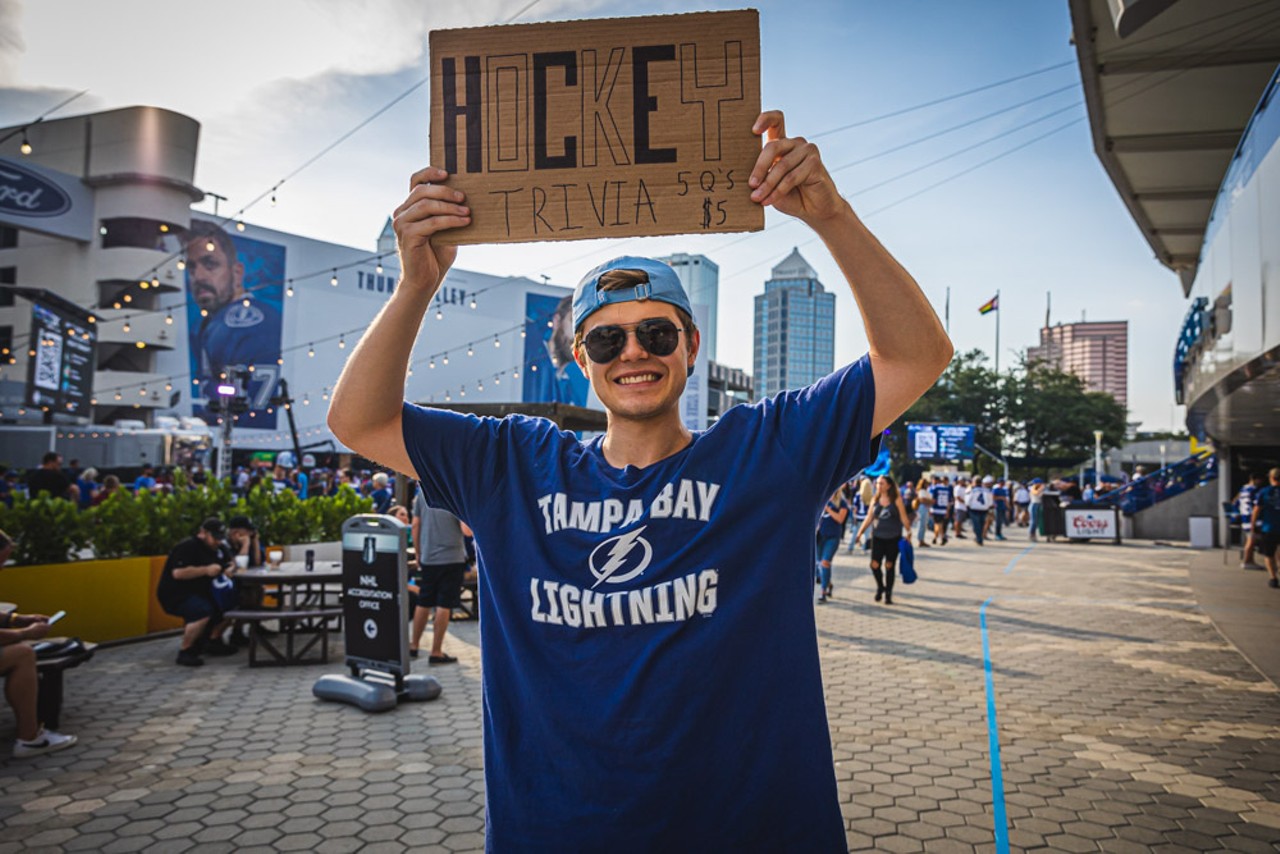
1218,444,1232,549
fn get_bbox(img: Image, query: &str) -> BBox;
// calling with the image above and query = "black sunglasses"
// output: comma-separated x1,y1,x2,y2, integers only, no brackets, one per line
582,318,686,364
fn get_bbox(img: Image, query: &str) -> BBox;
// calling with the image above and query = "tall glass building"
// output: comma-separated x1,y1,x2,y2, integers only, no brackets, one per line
659,253,719,361
752,248,835,400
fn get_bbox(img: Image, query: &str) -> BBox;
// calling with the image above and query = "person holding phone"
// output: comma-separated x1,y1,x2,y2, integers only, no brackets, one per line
0,530,78,758
156,518,239,665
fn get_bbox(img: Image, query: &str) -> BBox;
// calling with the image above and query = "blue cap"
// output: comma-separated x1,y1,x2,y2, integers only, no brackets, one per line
572,256,692,330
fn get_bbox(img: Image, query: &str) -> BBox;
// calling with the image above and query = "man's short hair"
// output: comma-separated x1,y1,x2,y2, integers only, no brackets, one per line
185,219,237,263
227,515,255,532
1270,467,1280,483
41,452,60,465
373,472,389,488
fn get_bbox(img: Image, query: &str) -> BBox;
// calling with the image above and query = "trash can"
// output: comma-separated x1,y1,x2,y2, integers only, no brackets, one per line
1189,516,1214,549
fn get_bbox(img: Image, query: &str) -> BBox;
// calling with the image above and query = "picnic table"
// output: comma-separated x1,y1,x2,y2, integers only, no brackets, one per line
225,561,343,667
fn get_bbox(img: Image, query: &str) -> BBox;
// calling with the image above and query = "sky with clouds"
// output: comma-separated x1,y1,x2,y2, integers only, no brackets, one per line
0,0,1190,432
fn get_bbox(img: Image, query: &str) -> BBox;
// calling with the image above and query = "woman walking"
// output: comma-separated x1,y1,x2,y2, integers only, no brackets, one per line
815,486,849,603
914,475,933,547
854,475,912,604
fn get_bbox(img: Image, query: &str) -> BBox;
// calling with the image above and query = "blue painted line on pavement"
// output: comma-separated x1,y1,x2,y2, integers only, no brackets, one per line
980,544,1033,854
980,596,1010,854
1003,543,1035,573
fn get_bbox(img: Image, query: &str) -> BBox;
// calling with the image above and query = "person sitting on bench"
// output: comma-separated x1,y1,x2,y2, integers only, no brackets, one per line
157,518,238,666
0,530,78,758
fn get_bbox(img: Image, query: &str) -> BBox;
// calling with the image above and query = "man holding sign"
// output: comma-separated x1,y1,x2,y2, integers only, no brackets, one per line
330,105,951,847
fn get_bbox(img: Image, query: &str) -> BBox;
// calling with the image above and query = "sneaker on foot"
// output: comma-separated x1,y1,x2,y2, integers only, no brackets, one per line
13,728,77,759
1269,578,1279,589
1242,562,1264,570
176,649,205,667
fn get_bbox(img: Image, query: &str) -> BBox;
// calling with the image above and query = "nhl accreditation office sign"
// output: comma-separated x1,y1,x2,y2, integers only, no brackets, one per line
429,10,762,244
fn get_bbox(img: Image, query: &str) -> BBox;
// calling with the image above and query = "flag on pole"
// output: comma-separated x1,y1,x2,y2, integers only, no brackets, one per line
978,295,999,315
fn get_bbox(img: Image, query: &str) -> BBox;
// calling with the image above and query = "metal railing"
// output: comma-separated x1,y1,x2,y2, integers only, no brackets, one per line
1094,452,1217,516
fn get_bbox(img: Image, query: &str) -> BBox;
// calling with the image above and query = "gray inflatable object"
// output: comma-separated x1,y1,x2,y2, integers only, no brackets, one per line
313,674,399,712
313,673,443,711
404,674,443,701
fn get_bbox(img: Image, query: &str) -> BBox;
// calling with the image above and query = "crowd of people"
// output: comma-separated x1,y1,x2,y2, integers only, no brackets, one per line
821,470,1130,606
1233,468,1280,589
0,450,409,510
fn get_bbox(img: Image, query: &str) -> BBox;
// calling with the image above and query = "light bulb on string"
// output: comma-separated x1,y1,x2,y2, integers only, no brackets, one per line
242,298,250,308
19,133,31,155
139,279,149,290
322,388,329,401
478,380,484,392
429,358,435,369
114,391,122,401
286,283,294,297
531,363,538,372
122,321,131,333
513,368,520,379
330,270,338,286
303,394,310,406
443,354,449,365
122,294,132,303
460,387,466,398
520,329,526,339
164,382,172,391
165,313,173,325
467,345,473,357
206,241,215,252
469,297,477,309
176,259,186,271
493,374,500,386
493,335,500,348
151,277,159,288
308,345,315,358
236,220,245,232
113,302,122,310
436,308,443,320
270,192,277,206
276,356,283,366
444,391,451,402
338,335,346,349
375,257,384,274
200,309,208,317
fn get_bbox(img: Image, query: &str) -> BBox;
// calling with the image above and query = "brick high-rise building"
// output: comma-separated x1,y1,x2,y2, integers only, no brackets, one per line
1026,321,1129,408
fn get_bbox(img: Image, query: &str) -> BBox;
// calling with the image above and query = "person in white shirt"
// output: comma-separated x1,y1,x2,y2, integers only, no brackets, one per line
966,477,994,546
953,478,969,539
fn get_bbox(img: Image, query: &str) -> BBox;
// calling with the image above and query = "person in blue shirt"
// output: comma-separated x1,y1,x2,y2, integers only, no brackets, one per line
815,486,848,603
928,475,954,545
1238,473,1264,569
133,465,157,493
991,477,1009,541
1249,468,1280,589
327,109,954,851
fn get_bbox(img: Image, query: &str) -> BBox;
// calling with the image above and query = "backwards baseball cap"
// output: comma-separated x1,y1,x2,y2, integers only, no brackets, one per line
983,475,994,484
200,517,226,538
572,256,693,331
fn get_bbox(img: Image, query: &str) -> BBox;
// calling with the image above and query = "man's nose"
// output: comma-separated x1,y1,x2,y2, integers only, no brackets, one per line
617,329,650,361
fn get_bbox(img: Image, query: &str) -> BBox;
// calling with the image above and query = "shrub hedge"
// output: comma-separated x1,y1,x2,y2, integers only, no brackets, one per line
0,480,373,566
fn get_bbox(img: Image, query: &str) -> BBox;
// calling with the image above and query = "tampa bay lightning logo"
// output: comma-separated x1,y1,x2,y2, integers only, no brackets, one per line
588,526,653,588
224,303,265,328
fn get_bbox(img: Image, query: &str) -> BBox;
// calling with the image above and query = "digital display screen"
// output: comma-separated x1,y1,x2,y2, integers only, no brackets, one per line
907,423,976,461
25,300,96,416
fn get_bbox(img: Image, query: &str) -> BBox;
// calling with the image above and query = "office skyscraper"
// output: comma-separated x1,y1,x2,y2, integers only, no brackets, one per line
753,248,835,400
1026,320,1129,407
659,253,720,361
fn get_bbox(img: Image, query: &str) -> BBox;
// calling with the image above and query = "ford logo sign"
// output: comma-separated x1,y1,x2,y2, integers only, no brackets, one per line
0,162,72,218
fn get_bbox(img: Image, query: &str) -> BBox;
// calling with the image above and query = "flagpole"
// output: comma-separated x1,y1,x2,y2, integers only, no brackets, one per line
945,287,951,333
995,289,1001,374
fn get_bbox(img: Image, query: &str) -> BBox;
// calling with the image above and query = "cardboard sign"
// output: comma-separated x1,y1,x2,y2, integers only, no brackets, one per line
429,10,763,244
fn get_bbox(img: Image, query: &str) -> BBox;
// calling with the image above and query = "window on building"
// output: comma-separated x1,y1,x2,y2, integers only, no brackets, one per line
0,266,13,307
99,217,176,251
0,227,16,250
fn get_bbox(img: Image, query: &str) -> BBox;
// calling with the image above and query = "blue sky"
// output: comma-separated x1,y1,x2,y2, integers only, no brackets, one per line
0,0,1186,431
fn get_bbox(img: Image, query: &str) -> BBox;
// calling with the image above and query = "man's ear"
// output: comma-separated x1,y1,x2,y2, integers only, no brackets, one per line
573,343,589,377
232,260,246,292
687,327,702,371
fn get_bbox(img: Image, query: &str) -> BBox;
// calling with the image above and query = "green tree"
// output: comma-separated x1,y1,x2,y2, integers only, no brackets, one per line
1009,356,1128,462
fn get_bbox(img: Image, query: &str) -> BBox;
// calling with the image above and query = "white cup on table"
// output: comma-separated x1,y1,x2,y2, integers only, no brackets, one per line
234,555,249,571
267,549,284,568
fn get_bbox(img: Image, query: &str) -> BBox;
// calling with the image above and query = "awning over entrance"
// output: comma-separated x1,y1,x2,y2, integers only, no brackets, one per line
1069,0,1280,294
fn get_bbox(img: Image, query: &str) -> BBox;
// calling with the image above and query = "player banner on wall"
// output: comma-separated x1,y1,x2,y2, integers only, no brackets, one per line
523,292,589,406
182,218,285,428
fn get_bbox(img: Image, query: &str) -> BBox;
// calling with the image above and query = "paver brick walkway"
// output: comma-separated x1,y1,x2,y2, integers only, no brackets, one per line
2,533,1278,852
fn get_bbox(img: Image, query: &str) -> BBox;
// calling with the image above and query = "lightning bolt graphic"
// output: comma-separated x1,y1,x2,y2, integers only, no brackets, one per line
592,526,648,589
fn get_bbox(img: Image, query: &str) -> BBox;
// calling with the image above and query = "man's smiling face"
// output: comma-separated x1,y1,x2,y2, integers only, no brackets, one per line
575,301,698,424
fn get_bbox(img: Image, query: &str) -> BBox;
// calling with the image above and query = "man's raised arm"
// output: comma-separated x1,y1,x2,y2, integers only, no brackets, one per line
748,111,953,433
327,167,471,476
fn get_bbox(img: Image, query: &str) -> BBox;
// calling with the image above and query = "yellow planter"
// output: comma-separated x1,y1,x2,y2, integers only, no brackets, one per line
0,556,174,643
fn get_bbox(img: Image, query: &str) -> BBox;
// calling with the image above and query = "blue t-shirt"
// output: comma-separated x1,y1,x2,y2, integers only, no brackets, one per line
403,356,877,851
929,483,953,513
1256,485,1280,533
818,496,849,541
850,490,868,522
195,295,282,376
